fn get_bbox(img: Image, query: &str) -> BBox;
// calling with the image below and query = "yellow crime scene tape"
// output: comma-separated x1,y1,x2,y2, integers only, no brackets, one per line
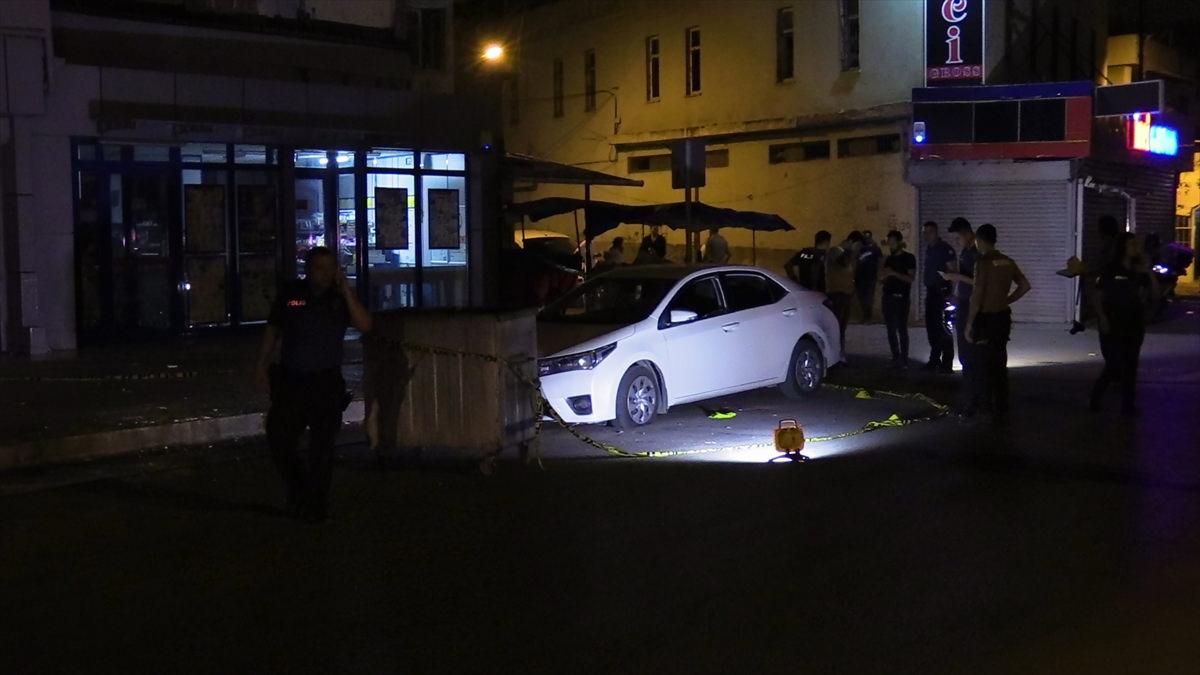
365,335,951,463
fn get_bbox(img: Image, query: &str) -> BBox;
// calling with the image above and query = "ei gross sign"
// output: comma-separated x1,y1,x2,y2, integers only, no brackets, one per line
926,0,984,86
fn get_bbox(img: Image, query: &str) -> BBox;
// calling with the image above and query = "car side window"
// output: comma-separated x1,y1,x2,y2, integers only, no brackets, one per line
721,273,784,312
662,277,724,327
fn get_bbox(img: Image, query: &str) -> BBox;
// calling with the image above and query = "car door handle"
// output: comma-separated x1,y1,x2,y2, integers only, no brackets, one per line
722,322,740,332
782,307,797,317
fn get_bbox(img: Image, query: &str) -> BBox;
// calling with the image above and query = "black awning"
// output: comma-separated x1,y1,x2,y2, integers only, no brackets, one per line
508,198,795,238
503,153,644,187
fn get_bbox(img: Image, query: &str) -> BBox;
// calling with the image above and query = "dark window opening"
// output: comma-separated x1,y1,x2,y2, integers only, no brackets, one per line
413,7,446,70
837,134,900,157
777,7,795,82
646,36,661,101
628,149,729,174
768,140,831,163
1019,99,1065,141
686,27,702,95
584,49,597,112
839,0,860,71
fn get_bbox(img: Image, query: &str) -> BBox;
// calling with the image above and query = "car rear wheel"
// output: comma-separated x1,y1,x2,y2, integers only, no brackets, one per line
780,338,824,399
614,365,659,429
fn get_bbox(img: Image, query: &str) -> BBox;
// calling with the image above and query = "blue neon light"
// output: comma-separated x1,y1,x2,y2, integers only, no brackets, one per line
1148,125,1178,156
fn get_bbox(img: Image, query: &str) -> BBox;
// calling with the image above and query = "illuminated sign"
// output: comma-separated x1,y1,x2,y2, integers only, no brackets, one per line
925,0,984,86
1126,113,1179,156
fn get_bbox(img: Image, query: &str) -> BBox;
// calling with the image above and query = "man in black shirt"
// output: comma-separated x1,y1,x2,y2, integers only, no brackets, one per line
879,230,916,369
785,229,832,292
920,221,956,372
855,229,882,322
254,247,373,521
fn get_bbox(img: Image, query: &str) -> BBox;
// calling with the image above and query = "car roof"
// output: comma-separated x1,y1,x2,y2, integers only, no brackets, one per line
599,264,775,281
515,229,571,242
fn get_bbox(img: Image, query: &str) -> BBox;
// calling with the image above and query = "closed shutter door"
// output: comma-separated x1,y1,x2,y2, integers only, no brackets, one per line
919,182,1072,323
1081,160,1177,246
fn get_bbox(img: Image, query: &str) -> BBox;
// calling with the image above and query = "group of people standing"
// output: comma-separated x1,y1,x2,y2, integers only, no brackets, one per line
784,227,915,368
786,219,1034,425
596,226,732,272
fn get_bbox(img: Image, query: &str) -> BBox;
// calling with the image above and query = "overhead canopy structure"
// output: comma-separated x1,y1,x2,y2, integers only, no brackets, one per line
503,153,644,187
507,197,795,238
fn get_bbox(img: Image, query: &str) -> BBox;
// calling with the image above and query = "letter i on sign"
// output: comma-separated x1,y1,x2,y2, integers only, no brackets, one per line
945,25,962,64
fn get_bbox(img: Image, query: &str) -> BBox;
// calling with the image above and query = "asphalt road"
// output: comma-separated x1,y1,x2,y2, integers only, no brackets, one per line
2,302,1198,674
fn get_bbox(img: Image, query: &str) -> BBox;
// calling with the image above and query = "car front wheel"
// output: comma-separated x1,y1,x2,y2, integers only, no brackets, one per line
614,365,659,429
780,338,824,399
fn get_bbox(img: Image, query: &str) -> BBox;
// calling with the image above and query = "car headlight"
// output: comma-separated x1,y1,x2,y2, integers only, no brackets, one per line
538,343,617,377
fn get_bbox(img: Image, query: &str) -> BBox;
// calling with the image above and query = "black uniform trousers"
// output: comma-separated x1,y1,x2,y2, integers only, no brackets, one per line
267,367,345,516
856,279,877,322
969,310,1012,415
924,285,954,368
1092,328,1145,409
882,292,910,360
828,292,852,356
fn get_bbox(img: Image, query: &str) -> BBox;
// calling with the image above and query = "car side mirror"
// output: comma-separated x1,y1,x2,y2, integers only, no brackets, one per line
669,309,699,325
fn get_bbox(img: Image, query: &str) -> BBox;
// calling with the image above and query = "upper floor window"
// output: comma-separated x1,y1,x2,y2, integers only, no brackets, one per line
777,7,795,82
646,36,661,102
685,27,702,96
552,58,564,118
584,49,597,112
408,7,446,70
839,0,860,71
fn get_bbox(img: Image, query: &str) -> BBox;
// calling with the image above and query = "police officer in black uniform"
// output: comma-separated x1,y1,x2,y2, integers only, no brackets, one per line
785,229,832,292
254,246,373,521
1089,232,1155,416
920,221,956,372
879,229,916,369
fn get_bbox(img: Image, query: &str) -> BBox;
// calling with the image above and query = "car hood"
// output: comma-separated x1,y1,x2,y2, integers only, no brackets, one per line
537,322,637,358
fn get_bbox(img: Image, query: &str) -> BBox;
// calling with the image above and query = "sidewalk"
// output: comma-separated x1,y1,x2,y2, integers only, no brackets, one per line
0,330,364,471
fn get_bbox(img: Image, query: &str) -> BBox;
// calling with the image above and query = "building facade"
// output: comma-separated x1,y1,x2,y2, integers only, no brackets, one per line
1,0,501,355
500,0,1108,277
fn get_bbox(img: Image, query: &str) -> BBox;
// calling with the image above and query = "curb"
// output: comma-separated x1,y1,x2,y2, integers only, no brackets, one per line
0,401,366,472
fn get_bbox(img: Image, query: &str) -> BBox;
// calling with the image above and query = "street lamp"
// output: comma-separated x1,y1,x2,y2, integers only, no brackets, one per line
482,43,505,63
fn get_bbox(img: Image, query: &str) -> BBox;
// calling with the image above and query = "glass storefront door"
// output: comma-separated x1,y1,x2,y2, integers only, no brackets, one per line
121,171,175,333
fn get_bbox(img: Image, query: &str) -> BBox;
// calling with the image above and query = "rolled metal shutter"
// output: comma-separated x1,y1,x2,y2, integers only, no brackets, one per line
919,181,1072,323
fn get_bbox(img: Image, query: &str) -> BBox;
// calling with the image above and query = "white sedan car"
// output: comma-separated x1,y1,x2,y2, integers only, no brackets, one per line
537,265,842,428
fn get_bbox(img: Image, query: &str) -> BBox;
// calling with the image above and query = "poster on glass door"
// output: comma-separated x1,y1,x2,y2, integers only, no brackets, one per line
428,188,461,249
375,187,409,249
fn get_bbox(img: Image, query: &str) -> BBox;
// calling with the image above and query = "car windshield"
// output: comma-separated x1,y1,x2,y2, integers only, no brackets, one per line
539,276,677,324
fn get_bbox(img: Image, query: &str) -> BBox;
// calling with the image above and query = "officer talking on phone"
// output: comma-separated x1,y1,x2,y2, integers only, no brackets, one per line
254,246,373,521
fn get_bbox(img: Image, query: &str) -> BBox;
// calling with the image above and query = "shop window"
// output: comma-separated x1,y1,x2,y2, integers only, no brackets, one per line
421,173,469,306
234,171,278,323
368,148,416,169
422,152,466,171
1019,99,1066,142
840,0,860,71
103,144,124,161
294,176,326,276
294,149,329,168
234,145,276,164
76,144,97,161
133,144,172,162
769,141,830,164
337,173,358,280
837,134,900,157
181,143,228,164
646,36,661,102
777,7,795,82
367,173,417,310
685,27,701,96
335,150,356,168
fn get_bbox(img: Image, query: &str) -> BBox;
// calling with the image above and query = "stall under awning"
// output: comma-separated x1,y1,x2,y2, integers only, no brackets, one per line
507,197,795,238
503,153,644,187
